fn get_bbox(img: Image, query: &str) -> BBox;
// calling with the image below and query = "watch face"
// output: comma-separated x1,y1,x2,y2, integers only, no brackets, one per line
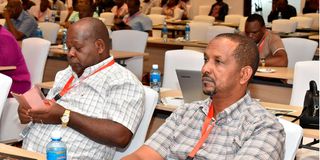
61,115,69,123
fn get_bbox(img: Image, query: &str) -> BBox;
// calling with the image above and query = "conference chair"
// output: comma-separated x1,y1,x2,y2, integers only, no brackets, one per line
272,19,297,33
189,21,211,42
278,118,303,160
0,74,12,122
150,7,162,15
168,7,184,21
0,19,5,26
111,30,148,80
224,14,243,26
282,38,318,68
162,49,204,90
22,37,51,85
99,12,115,26
289,16,313,29
38,22,60,44
290,61,319,107
206,25,236,42
303,13,319,30
113,86,158,159
193,15,215,24
198,5,210,15
148,14,165,38
238,16,247,32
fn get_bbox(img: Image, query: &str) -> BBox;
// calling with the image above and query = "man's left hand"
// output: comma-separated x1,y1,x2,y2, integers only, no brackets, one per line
28,100,65,124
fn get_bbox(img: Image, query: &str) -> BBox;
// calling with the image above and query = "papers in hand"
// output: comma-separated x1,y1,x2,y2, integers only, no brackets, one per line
11,87,47,111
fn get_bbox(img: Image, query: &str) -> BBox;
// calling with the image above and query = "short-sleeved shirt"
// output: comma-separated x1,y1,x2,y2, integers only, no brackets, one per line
22,57,145,159
258,30,285,58
0,26,31,97
68,11,99,23
6,10,38,38
124,12,152,32
28,7,52,22
146,92,285,159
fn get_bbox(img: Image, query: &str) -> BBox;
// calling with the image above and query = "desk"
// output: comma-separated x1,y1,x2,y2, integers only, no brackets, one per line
147,37,207,48
0,143,45,159
309,35,319,41
156,89,319,139
0,66,16,71
278,32,318,38
213,22,239,28
255,67,294,80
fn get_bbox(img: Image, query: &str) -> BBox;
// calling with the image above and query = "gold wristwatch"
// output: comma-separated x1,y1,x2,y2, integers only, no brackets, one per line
61,109,70,128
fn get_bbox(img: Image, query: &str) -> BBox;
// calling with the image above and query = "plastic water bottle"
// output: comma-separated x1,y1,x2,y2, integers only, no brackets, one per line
45,15,49,22
184,23,190,41
51,12,56,23
162,21,168,42
278,12,282,19
36,27,43,38
62,29,68,51
150,64,161,94
46,130,67,160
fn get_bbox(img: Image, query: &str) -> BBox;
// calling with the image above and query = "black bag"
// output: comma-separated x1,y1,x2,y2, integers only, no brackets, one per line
299,80,319,129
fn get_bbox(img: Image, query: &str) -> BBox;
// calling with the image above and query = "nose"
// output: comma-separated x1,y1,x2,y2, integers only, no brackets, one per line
67,48,76,57
201,62,210,75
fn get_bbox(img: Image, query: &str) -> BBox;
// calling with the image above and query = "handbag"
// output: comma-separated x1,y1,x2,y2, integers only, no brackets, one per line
299,80,319,129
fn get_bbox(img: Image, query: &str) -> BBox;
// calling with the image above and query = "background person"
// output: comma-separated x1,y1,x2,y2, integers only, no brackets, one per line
245,14,288,67
267,0,297,22
18,17,145,159
122,33,285,160
208,0,228,21
3,0,38,40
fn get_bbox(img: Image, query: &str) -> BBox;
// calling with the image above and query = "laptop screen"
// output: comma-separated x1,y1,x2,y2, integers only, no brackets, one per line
176,69,208,103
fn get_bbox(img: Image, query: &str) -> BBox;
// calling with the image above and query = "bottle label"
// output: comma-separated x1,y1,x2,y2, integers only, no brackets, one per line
47,148,66,160
150,73,160,82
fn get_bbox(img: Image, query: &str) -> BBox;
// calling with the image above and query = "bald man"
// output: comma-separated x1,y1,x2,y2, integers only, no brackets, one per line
18,17,145,159
3,0,38,40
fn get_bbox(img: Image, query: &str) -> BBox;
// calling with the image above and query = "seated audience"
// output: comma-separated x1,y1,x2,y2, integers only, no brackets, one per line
111,0,128,19
3,0,38,40
18,17,145,159
51,0,66,12
162,0,187,19
245,14,288,67
208,0,228,21
140,0,160,15
302,0,319,14
22,0,36,11
29,0,53,22
268,0,297,22
112,0,152,34
65,0,98,27
0,26,31,97
123,33,285,160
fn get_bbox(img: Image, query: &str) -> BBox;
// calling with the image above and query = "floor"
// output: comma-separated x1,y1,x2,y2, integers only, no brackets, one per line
296,138,319,160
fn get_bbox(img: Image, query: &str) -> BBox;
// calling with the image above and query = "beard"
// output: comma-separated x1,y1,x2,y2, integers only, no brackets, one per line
202,73,216,97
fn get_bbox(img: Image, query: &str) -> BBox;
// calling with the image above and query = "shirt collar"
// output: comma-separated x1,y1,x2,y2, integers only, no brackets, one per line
71,56,114,79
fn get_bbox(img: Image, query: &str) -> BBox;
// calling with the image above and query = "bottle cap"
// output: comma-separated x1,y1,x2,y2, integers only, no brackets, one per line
51,130,62,139
152,64,158,69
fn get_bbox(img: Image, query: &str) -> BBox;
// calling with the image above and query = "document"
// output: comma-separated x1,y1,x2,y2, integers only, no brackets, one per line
11,87,47,111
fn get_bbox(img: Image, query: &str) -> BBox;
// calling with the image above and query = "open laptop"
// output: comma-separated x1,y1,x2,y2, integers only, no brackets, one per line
176,69,208,103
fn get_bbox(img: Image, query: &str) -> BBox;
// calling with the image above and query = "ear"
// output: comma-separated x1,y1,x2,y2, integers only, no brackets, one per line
95,39,105,54
239,66,253,85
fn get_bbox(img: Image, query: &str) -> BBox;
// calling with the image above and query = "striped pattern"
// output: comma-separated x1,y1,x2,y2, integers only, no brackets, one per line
23,57,145,159
146,93,285,160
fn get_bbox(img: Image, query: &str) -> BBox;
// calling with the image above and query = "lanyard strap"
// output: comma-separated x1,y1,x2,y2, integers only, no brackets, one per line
53,59,115,101
258,31,268,54
187,102,215,159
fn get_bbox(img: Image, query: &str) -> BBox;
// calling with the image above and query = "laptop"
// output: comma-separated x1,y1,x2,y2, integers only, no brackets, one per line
176,69,208,103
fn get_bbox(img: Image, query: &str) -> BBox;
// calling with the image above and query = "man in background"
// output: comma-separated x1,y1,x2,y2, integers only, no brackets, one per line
123,34,285,159
268,0,296,22
3,0,38,40
18,17,145,159
208,0,228,21
245,14,288,67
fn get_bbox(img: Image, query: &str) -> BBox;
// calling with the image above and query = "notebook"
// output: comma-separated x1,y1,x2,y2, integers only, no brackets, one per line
176,69,208,103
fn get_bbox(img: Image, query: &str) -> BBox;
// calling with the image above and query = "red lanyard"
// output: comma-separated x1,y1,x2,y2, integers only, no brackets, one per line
53,59,115,101
258,31,268,54
187,102,215,159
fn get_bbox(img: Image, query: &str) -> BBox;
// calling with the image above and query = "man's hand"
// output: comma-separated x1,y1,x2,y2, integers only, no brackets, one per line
18,104,32,124
3,9,11,20
28,100,65,124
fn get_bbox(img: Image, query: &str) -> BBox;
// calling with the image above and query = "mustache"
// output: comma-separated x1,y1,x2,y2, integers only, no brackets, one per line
202,73,215,83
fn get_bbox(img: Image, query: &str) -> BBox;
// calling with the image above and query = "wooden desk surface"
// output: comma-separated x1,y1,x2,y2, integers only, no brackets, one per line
278,32,318,38
255,67,294,80
49,47,149,59
0,143,45,159
0,66,16,71
147,37,207,48
157,89,318,139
